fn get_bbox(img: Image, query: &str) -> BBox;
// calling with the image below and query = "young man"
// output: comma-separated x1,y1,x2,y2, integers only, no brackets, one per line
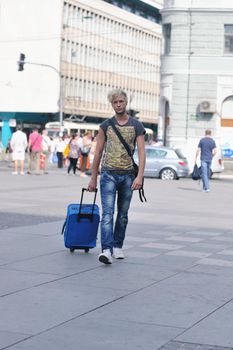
195,129,217,192
88,89,145,264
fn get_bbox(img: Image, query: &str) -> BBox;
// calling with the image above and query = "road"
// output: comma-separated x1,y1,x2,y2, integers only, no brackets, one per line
0,164,233,349
1,165,232,231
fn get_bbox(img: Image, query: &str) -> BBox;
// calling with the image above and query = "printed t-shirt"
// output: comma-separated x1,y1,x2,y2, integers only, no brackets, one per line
100,116,145,172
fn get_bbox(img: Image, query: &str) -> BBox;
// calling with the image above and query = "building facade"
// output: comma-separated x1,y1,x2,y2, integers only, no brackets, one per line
0,0,162,146
61,0,162,126
160,0,233,161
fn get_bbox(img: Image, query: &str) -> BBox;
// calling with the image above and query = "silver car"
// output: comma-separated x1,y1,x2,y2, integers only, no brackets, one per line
134,145,189,180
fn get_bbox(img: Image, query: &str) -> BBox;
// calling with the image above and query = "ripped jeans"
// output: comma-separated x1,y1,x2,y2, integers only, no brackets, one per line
100,170,134,252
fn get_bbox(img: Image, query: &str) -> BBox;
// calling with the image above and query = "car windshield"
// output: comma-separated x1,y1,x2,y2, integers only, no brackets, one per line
174,149,186,159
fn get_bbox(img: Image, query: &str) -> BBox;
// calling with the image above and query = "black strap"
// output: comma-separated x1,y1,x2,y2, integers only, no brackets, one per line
138,180,147,202
109,118,133,158
61,220,66,235
109,118,146,203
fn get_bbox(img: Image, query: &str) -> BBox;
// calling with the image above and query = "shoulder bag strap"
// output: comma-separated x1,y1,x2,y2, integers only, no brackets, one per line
109,118,146,203
109,118,132,156
30,134,40,149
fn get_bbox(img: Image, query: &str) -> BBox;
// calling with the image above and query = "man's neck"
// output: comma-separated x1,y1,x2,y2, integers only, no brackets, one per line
114,113,129,125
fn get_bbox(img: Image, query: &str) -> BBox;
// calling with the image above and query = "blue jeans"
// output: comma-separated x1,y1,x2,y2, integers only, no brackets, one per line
201,160,211,190
100,171,134,252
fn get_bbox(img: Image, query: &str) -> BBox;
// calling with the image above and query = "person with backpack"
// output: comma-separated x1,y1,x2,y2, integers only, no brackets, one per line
88,89,145,264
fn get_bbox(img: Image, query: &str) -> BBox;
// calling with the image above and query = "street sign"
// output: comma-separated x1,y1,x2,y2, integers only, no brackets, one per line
9,119,16,127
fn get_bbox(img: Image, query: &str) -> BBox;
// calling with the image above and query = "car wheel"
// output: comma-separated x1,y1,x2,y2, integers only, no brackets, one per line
160,168,177,180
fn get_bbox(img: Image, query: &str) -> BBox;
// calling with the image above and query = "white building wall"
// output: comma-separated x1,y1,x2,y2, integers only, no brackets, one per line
160,1,233,163
0,0,63,113
61,0,162,124
164,0,233,9
0,0,162,127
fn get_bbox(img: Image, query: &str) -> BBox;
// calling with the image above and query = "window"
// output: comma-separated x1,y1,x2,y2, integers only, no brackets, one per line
163,23,171,55
146,149,167,158
224,25,233,54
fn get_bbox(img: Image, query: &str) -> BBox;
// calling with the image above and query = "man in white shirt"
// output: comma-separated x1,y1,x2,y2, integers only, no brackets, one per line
41,129,52,173
10,125,28,175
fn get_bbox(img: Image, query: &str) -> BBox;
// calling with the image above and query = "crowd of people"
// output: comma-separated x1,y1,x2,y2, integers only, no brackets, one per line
8,125,96,176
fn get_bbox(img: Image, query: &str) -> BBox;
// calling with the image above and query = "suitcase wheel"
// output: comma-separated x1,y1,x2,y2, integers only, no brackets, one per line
70,248,75,253
85,248,89,253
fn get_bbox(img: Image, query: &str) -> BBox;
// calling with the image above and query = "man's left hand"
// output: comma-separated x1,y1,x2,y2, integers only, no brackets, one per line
131,176,143,191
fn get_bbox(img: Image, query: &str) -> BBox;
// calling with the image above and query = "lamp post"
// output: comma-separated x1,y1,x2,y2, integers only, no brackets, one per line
17,55,64,135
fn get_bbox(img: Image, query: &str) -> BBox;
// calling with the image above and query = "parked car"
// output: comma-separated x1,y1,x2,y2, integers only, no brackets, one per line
134,145,189,180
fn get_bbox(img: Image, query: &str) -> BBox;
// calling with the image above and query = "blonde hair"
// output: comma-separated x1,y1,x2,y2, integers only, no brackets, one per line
107,89,128,104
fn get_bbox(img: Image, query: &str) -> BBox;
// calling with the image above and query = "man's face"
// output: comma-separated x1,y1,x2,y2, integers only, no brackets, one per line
112,95,127,115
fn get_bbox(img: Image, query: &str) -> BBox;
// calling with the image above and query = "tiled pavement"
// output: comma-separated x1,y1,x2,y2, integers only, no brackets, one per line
1,167,233,349
159,341,233,350
1,220,233,349
124,226,233,268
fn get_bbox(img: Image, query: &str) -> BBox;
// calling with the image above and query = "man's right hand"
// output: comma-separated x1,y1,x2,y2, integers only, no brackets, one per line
87,178,97,192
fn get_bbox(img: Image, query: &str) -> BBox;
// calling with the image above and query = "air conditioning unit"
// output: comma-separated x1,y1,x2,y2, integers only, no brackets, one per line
200,100,215,113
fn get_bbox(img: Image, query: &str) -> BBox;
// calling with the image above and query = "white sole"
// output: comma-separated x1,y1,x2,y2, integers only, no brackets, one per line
99,255,112,264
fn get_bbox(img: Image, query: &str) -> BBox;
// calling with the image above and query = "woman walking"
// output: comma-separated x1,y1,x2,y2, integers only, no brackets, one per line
67,134,79,175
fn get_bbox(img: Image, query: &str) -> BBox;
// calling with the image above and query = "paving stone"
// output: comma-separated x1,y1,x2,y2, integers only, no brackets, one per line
177,300,233,348
0,330,31,349
197,258,233,268
165,236,205,243
2,317,182,350
141,242,184,250
166,250,211,259
158,341,233,350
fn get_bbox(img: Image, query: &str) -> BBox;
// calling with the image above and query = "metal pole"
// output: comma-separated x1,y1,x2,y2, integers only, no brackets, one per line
17,60,63,135
59,72,63,136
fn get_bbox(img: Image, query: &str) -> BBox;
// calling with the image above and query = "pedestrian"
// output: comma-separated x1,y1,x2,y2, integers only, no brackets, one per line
41,129,52,174
10,125,28,175
80,131,92,177
63,134,71,167
49,137,57,164
28,127,43,175
67,134,79,175
195,129,217,192
88,89,146,264
55,136,66,168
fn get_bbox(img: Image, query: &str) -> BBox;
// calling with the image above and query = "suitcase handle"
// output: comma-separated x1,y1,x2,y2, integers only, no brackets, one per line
78,188,98,222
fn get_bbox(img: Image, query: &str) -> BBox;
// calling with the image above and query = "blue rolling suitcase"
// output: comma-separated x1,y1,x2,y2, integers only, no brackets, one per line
62,188,100,253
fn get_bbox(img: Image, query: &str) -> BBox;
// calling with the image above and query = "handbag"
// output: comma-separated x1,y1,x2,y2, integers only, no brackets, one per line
109,118,146,203
191,164,201,180
81,146,91,156
52,152,58,164
63,144,70,157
